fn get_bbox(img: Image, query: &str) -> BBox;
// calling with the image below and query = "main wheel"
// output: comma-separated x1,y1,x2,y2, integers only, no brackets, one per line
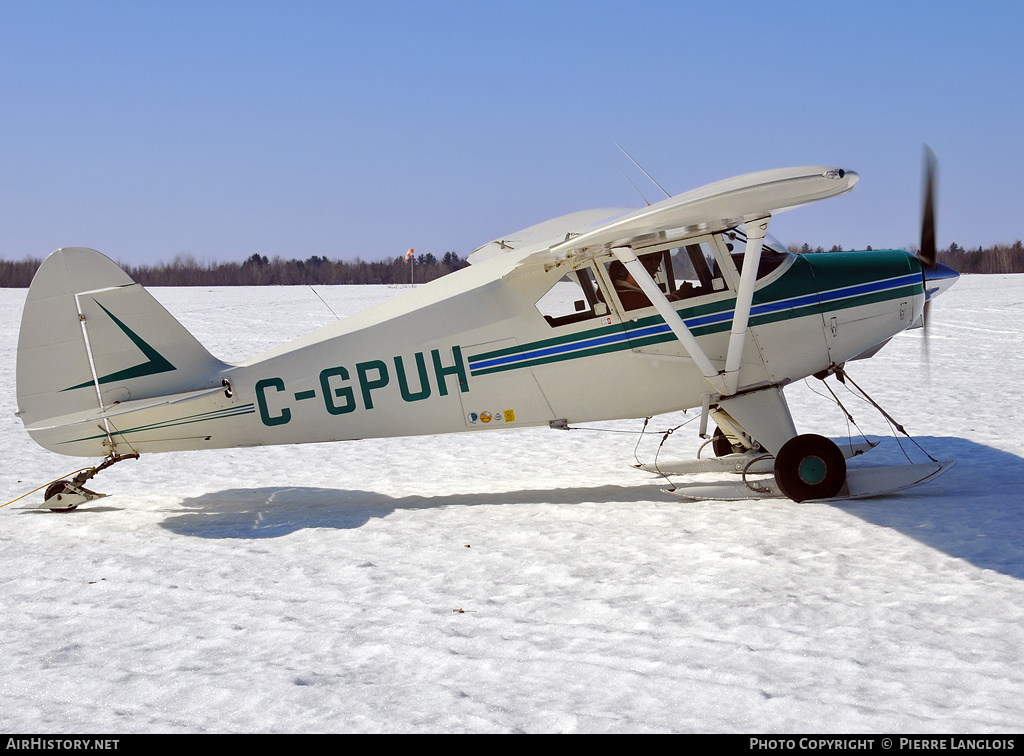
712,426,745,457
773,434,847,502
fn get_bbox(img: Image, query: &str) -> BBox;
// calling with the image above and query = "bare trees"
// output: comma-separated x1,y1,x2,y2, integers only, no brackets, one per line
5,243,1024,287
0,251,470,287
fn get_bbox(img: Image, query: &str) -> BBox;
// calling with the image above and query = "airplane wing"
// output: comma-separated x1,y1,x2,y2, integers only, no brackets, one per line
469,166,858,273
466,207,633,266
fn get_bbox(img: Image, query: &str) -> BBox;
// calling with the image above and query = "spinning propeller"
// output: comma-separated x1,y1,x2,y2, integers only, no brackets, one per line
916,146,959,361
920,145,938,270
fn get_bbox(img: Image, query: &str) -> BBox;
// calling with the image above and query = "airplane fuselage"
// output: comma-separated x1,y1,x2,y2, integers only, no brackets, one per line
26,241,927,458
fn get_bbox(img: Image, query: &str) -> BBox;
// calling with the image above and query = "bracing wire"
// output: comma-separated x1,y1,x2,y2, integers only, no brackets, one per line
833,369,939,464
560,411,699,484
309,285,341,321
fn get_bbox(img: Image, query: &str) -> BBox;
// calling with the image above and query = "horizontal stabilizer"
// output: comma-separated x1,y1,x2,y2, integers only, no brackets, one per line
24,384,253,457
23,385,229,433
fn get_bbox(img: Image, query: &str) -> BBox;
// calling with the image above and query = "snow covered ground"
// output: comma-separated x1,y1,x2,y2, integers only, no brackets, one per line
1,274,1023,733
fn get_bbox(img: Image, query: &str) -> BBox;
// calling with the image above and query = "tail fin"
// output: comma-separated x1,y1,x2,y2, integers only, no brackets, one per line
17,248,229,438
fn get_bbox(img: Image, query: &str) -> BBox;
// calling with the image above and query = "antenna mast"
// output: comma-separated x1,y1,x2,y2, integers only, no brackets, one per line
616,143,671,200
612,156,651,206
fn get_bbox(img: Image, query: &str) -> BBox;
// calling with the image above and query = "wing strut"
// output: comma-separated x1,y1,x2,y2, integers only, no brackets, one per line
723,218,769,395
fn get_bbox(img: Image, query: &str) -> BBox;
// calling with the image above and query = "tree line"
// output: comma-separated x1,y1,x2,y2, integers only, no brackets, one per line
0,251,470,288
2,242,1023,287
785,241,1024,275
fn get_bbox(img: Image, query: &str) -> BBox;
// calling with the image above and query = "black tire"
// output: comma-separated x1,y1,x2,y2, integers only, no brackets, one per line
712,426,760,457
45,481,69,501
773,434,847,502
712,426,741,457
44,481,78,512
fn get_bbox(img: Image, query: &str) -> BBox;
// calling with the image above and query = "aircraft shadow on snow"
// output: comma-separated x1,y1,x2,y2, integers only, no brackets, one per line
833,435,1024,579
162,483,656,539
161,436,1024,579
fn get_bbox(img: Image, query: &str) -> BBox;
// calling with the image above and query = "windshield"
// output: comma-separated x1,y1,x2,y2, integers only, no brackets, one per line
724,230,793,280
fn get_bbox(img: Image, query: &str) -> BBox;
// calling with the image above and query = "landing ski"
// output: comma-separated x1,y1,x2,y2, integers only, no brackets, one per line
666,460,956,502
637,439,876,476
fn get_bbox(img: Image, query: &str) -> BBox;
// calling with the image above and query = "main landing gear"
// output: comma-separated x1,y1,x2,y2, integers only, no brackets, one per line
657,425,954,502
708,427,848,500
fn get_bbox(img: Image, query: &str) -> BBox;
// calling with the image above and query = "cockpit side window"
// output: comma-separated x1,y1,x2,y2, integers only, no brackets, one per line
670,242,727,298
600,242,729,312
535,265,609,326
605,252,664,311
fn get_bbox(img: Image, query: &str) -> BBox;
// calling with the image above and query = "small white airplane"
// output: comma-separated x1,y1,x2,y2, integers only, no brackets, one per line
16,152,960,509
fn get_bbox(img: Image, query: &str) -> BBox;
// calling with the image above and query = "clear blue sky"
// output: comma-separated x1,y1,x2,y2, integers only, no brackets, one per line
2,1,1021,265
